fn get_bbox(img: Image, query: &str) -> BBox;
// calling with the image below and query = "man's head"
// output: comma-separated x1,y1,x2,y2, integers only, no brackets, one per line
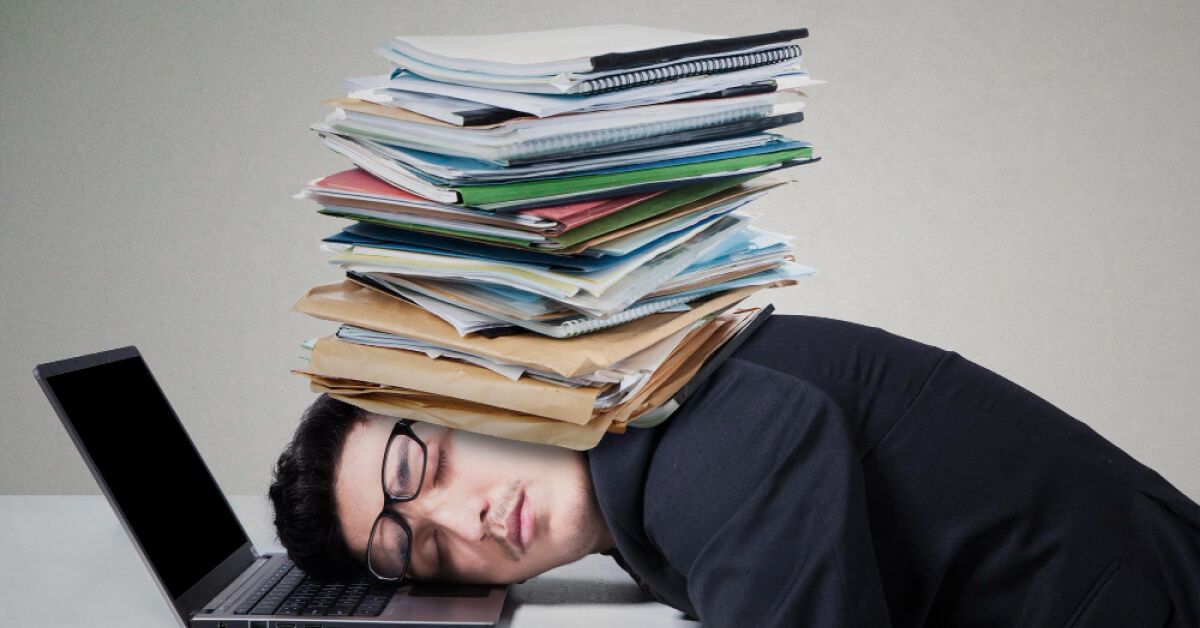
268,395,613,584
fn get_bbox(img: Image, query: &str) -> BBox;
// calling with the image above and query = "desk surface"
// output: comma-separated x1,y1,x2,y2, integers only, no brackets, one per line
0,495,698,628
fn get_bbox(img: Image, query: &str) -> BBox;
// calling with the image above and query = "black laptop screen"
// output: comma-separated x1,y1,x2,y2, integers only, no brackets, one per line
44,355,248,599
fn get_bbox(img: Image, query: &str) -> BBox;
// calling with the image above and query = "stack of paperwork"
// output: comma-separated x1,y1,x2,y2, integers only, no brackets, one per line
292,25,823,449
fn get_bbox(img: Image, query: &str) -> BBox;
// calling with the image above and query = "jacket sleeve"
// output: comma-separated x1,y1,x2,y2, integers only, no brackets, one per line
644,358,893,627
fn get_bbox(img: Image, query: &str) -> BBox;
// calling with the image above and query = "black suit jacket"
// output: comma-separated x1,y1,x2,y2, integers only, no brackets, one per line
586,314,1200,627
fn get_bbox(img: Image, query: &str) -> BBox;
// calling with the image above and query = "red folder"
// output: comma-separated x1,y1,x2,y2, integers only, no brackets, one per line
310,168,660,235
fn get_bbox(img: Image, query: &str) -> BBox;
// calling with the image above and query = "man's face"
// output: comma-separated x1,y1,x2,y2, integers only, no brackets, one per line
333,417,612,584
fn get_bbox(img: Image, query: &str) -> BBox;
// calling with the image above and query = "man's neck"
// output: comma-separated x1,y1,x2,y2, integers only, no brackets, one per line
591,518,616,554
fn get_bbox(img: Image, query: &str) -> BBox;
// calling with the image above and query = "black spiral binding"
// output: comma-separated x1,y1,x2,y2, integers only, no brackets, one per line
575,45,802,96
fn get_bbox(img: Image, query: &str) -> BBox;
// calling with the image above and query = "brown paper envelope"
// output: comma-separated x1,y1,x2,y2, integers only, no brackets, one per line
600,307,759,425
308,337,601,423
294,280,770,378
298,312,729,431
297,300,731,426
305,380,613,450
299,370,542,410
586,311,727,425
626,308,762,420
294,308,756,448
296,371,460,400
298,302,735,419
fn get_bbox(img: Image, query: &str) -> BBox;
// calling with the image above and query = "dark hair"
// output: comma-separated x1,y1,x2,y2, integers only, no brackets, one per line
267,394,372,580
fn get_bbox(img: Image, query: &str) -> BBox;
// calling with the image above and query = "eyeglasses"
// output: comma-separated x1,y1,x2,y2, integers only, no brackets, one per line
364,419,427,581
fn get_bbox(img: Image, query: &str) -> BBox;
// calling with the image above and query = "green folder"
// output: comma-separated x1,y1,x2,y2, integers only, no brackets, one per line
547,176,751,248
454,146,812,206
318,176,757,253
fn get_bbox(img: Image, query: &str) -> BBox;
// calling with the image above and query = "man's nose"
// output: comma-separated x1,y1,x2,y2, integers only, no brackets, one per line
405,489,488,542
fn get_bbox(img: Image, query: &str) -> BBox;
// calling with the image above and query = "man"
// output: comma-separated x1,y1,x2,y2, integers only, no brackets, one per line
269,314,1200,626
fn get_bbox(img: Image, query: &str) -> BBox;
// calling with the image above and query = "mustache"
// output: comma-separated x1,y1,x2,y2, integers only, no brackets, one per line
486,480,522,561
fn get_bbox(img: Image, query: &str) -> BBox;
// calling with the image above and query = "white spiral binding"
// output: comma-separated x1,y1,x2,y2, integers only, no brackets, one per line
555,289,723,338
576,45,802,96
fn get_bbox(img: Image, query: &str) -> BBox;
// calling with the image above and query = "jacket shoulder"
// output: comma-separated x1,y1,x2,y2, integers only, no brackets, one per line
730,314,950,456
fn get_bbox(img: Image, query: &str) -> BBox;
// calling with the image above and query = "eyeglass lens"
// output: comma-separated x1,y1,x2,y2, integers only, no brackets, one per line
384,430,425,499
368,515,413,579
368,431,426,579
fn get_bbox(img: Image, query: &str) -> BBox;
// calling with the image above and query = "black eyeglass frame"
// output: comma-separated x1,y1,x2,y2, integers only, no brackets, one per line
364,419,427,582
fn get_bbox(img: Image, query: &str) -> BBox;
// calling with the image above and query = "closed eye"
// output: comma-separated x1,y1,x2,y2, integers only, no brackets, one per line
435,448,450,487
433,527,445,574
431,437,452,576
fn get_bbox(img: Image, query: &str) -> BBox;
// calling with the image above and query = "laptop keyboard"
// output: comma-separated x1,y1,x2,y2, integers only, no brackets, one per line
233,559,399,617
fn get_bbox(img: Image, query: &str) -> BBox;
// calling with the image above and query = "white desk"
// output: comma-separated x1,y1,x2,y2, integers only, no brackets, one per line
0,495,698,627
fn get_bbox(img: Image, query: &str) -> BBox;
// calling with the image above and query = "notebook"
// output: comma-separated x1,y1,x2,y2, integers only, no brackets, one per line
379,43,803,95
351,68,820,119
377,26,809,94
381,26,809,76
337,212,753,318
316,177,775,253
360,134,779,185
319,127,810,207
357,78,798,126
320,132,811,209
319,94,805,166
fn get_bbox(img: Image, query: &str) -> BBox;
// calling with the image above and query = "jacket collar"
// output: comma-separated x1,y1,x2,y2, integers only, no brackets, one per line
585,426,697,617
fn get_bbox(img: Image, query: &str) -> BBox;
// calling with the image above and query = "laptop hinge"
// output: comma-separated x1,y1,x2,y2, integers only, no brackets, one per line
200,554,276,613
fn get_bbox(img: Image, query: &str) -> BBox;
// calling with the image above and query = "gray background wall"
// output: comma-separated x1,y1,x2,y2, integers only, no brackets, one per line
2,1,1197,501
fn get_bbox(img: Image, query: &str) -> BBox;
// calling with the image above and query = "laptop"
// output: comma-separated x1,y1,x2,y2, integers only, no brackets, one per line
33,346,508,628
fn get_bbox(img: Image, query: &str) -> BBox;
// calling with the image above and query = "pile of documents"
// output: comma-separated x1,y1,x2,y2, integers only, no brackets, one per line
292,25,822,449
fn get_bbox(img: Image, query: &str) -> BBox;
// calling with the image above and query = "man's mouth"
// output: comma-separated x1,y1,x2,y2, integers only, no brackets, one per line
488,481,524,561
506,488,525,553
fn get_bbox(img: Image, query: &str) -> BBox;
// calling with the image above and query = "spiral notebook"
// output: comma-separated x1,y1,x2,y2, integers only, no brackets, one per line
379,44,805,95
353,66,820,119
377,25,809,95
569,45,802,95
320,96,804,165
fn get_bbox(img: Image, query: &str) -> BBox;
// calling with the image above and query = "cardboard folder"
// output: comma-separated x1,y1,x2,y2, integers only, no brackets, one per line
300,374,616,450
293,306,763,449
293,279,771,378
308,336,601,423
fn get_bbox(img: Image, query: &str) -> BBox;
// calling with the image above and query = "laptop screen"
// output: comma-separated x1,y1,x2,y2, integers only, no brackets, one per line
42,354,248,599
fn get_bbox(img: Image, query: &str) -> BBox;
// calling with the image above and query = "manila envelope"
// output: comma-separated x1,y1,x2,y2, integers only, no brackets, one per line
610,307,763,424
295,306,762,449
294,280,773,378
299,373,613,450
307,336,602,424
